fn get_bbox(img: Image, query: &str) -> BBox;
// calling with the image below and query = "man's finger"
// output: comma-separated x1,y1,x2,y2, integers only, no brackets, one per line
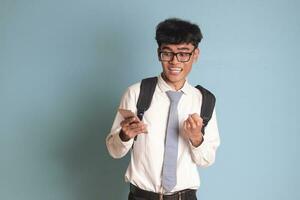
142,124,148,133
139,123,148,133
129,123,139,129
188,115,196,129
183,121,187,131
120,118,131,127
185,120,191,129
131,126,147,135
191,113,203,127
129,122,148,133
183,121,191,137
120,117,138,127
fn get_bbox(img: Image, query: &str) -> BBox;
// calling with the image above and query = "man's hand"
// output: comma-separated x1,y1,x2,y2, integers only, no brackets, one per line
119,116,148,141
183,113,204,147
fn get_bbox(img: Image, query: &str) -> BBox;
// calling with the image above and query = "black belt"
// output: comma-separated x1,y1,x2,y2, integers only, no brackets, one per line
130,183,196,200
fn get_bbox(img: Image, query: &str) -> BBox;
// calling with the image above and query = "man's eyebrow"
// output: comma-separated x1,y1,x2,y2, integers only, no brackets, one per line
160,47,192,51
176,47,191,51
161,47,172,51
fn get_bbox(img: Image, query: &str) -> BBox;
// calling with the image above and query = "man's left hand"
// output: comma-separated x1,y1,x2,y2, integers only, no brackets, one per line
183,113,204,147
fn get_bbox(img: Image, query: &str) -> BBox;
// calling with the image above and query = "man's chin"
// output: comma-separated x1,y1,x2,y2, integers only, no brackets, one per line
167,75,184,84
163,72,185,82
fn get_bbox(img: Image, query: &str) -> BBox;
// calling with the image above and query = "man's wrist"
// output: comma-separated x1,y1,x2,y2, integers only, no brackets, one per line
119,130,131,142
190,136,204,147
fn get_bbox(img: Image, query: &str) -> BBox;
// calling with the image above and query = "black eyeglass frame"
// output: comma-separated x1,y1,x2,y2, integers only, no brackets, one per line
158,47,196,63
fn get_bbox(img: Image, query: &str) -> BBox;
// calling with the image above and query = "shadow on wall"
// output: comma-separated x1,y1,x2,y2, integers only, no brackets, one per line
51,26,133,199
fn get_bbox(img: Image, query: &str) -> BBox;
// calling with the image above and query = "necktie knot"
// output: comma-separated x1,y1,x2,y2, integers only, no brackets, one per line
166,91,183,103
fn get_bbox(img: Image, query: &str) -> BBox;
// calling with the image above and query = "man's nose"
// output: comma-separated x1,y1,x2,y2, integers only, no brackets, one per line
169,54,180,64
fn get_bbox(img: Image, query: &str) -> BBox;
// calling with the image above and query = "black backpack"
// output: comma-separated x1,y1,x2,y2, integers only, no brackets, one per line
135,77,216,137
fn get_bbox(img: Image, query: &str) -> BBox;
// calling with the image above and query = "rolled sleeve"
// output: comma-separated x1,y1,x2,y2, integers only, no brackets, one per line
189,109,221,167
106,129,134,159
106,83,140,159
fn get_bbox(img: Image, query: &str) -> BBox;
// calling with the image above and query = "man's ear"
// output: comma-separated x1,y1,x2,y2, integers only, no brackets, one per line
157,48,161,61
193,48,200,63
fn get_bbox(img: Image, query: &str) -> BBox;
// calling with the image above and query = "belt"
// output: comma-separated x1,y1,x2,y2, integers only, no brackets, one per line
130,183,196,200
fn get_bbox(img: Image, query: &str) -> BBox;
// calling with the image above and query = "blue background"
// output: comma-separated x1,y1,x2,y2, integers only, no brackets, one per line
1,0,299,199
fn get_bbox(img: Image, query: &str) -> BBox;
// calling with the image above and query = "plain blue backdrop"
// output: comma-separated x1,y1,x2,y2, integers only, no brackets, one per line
1,0,299,199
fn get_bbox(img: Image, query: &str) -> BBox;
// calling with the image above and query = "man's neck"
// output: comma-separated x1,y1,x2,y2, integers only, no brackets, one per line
161,73,186,91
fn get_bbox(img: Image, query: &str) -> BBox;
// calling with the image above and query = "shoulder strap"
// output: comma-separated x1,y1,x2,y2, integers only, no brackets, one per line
136,77,158,121
195,85,216,134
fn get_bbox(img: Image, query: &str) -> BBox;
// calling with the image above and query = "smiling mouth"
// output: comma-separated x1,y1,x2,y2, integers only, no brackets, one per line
168,67,183,74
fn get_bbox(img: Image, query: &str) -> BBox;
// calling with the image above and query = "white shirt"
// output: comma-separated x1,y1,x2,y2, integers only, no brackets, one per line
106,75,220,194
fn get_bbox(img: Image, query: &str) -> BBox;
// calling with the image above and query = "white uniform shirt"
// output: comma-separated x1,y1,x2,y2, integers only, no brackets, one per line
106,75,220,194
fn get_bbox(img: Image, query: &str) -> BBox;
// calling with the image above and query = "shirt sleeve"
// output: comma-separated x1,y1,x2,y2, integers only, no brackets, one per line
188,108,221,167
106,84,139,159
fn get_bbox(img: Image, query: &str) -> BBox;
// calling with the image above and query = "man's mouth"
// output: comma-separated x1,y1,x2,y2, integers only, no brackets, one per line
168,67,183,75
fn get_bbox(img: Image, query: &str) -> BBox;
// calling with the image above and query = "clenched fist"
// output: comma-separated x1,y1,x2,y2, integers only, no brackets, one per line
183,113,204,147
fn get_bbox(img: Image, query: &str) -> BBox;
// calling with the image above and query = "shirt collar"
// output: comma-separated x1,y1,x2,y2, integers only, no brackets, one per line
157,73,192,95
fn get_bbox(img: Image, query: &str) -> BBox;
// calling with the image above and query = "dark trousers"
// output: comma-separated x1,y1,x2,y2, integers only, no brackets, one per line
128,184,197,200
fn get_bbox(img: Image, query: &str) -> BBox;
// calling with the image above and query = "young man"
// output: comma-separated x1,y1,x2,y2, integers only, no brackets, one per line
106,18,220,200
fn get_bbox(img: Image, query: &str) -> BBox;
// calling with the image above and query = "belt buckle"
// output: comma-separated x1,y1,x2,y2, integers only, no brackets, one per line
159,191,182,200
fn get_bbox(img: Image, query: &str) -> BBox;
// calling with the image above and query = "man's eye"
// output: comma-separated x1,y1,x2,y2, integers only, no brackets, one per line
178,53,189,57
162,52,173,56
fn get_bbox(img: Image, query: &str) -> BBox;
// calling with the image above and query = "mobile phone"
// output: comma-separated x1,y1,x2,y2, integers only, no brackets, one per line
118,109,140,121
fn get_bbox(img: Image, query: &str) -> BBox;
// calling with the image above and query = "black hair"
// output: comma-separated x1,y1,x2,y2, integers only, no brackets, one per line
155,18,203,48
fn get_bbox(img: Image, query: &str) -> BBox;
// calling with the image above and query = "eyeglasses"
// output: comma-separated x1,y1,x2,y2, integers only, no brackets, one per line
158,48,196,62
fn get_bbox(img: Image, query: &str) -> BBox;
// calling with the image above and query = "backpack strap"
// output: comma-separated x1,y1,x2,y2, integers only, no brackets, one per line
133,77,157,142
136,77,158,121
195,85,216,134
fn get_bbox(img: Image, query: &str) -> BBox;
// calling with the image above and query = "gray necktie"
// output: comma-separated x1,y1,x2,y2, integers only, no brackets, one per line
162,90,183,192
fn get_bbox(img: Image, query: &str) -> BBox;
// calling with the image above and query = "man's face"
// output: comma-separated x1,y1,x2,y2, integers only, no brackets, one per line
158,43,199,89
